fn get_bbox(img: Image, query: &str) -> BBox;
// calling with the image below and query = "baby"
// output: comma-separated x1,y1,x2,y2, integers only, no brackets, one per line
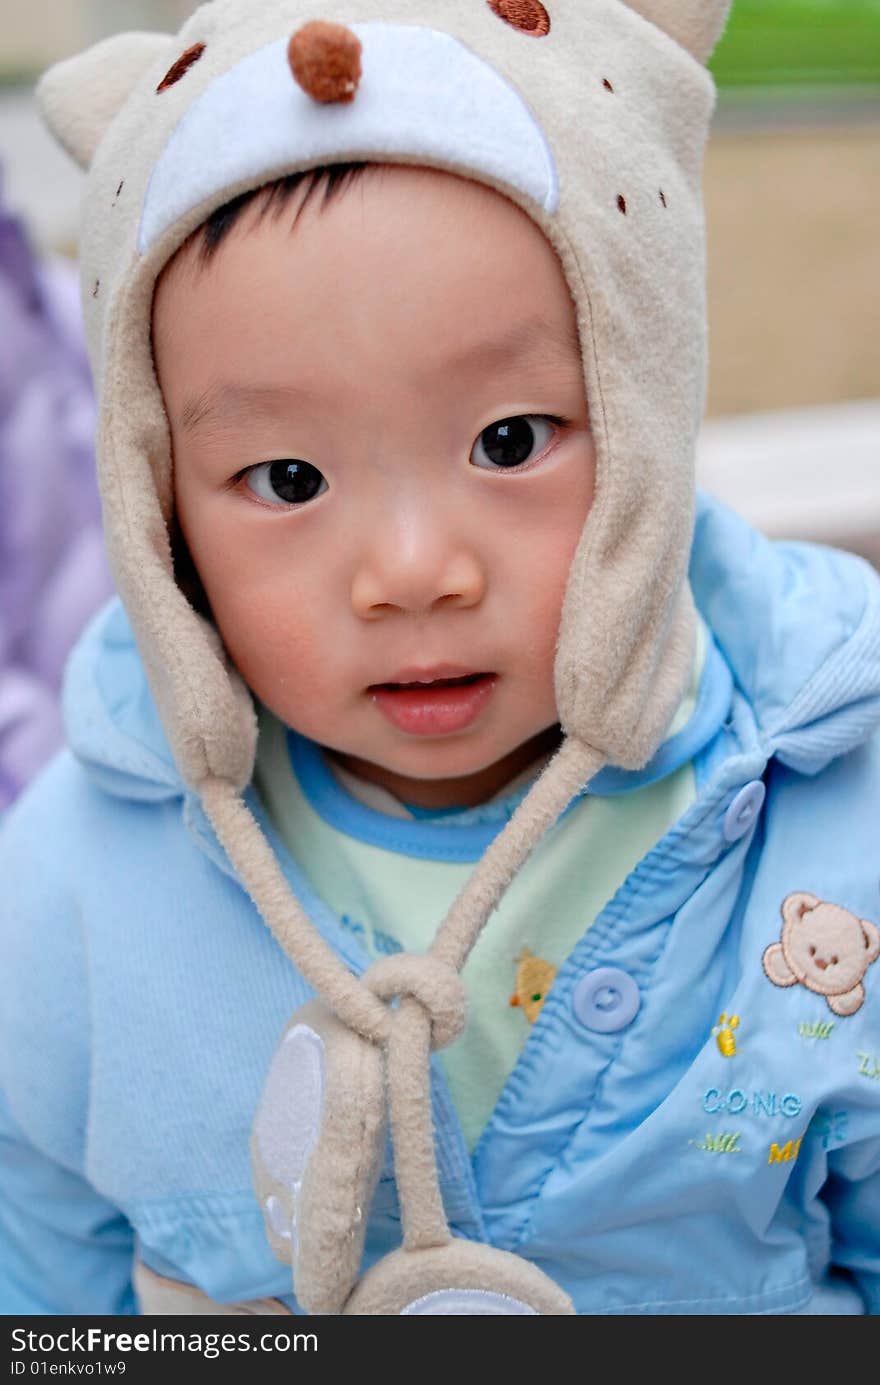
2,0,879,1317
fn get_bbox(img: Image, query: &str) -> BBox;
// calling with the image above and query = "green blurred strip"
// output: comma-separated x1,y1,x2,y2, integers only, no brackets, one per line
710,0,880,87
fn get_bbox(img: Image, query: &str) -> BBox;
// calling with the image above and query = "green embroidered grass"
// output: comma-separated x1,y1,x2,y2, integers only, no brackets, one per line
690,1132,742,1154
798,1020,834,1039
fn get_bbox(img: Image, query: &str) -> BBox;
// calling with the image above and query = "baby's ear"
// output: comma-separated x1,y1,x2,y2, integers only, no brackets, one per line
36,31,175,171
621,1,732,65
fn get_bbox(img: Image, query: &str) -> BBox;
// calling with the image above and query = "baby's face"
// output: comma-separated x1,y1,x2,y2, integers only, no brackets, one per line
153,166,594,807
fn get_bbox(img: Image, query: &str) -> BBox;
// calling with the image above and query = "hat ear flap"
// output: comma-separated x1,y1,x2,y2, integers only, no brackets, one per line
36,31,175,171
621,0,732,64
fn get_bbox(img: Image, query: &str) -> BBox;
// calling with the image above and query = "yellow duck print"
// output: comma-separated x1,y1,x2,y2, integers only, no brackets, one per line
509,948,557,1024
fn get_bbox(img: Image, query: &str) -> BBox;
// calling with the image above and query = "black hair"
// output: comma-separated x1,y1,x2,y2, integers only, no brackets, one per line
195,161,370,264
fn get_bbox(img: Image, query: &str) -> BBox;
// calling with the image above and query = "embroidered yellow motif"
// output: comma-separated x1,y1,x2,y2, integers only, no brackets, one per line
712,1013,740,1057
509,948,557,1024
768,1135,803,1165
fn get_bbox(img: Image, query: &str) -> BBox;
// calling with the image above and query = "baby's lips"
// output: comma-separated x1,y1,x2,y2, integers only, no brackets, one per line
372,674,493,692
368,663,493,690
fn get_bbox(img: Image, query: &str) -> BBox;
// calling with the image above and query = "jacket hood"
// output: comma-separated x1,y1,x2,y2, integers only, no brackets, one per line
65,493,880,802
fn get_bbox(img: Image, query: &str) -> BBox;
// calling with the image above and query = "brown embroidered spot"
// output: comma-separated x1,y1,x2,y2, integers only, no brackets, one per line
157,42,206,93
288,21,362,103
603,77,614,92
659,188,667,207
487,1,551,38
617,194,627,214
92,279,100,298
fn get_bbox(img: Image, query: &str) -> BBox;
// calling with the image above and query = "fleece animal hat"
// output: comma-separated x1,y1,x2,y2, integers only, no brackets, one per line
38,0,731,1315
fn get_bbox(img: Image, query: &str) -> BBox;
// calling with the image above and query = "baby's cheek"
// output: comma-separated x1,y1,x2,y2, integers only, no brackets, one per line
528,548,576,661
207,577,330,709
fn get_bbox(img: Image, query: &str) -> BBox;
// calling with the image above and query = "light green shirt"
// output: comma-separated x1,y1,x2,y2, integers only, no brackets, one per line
255,629,703,1151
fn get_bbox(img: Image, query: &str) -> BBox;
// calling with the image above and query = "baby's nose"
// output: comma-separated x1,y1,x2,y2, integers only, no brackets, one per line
351,548,486,621
288,20,362,104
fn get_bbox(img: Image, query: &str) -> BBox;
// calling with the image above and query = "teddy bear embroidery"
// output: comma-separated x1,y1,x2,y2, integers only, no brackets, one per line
763,891,880,1017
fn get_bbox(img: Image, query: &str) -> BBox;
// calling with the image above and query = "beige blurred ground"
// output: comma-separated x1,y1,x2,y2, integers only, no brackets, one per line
704,120,880,416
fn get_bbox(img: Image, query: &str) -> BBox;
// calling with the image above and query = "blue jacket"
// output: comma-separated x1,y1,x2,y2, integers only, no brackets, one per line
2,493,880,1316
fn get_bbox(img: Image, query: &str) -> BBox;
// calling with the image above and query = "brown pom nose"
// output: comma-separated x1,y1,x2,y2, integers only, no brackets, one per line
288,21,362,104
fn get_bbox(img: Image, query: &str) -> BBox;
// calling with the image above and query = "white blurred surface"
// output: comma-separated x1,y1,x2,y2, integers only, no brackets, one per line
697,399,880,566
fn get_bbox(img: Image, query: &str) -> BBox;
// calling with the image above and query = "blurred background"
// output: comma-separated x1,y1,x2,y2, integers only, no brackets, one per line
0,0,878,805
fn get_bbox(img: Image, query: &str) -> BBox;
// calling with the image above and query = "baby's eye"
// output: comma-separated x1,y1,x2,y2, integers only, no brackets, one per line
470,415,556,471
245,459,327,506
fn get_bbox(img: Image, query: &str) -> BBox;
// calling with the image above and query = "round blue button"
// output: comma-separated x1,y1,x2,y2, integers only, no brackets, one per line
572,967,640,1034
722,780,766,843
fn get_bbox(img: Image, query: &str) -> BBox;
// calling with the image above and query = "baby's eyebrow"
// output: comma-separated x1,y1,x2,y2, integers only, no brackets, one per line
180,381,318,435
446,314,581,376
179,315,580,434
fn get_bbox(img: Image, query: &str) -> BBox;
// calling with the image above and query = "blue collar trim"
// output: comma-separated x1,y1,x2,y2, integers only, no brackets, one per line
287,632,734,862
289,731,505,860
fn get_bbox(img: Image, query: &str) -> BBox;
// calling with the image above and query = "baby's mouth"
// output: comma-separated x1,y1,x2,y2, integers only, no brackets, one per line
371,673,490,692
367,672,498,736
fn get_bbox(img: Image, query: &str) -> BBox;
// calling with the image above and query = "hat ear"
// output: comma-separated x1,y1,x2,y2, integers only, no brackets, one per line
36,31,175,171
621,0,732,64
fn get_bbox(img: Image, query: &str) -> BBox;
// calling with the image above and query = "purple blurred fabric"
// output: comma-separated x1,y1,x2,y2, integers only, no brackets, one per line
0,178,112,810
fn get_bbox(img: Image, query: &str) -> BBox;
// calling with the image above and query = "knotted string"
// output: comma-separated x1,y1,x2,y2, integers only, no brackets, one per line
203,736,602,1254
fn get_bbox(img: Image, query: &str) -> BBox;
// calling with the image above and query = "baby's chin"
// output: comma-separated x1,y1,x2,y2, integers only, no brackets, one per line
325,723,563,809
